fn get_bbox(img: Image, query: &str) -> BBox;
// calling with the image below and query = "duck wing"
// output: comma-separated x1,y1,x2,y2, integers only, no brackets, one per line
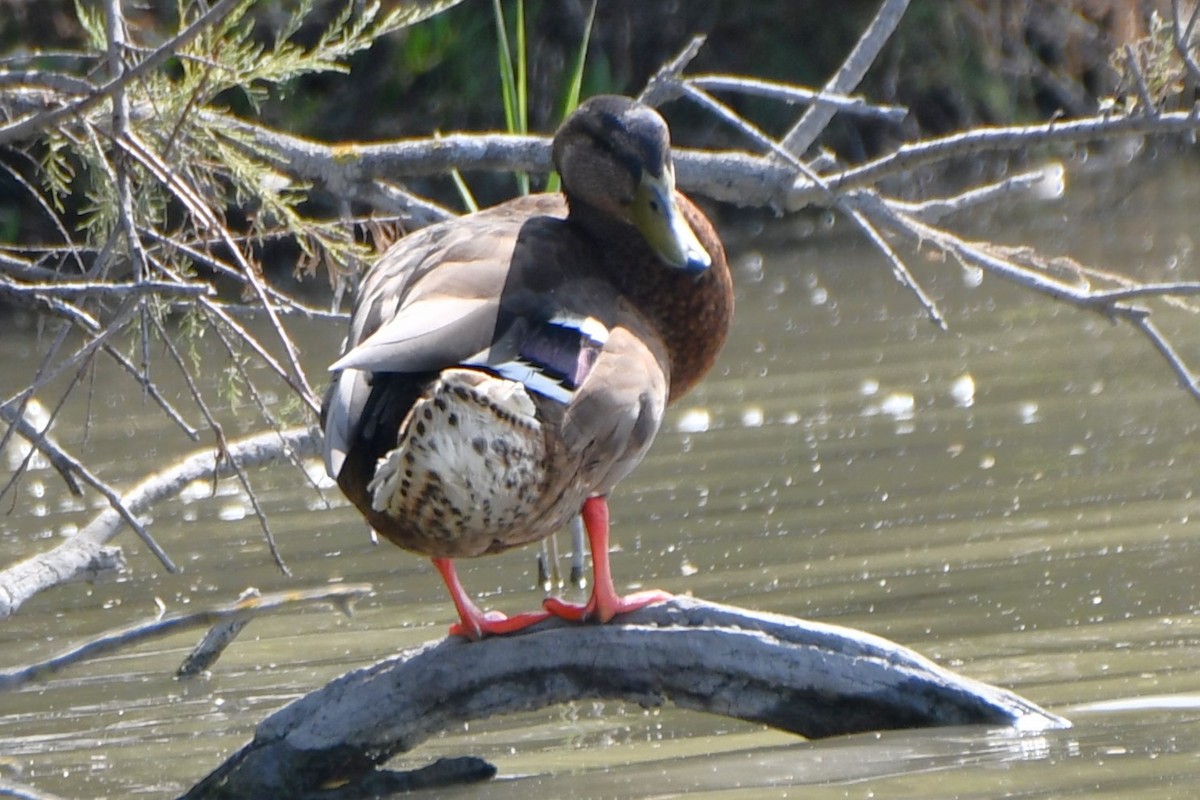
324,197,602,473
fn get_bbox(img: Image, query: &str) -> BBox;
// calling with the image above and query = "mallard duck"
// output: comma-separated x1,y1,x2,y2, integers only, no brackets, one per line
322,95,733,639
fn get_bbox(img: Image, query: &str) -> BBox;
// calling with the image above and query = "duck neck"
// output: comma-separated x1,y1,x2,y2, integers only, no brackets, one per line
567,197,733,404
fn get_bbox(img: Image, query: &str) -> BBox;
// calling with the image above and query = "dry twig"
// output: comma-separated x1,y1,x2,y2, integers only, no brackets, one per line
0,427,318,619
0,584,371,691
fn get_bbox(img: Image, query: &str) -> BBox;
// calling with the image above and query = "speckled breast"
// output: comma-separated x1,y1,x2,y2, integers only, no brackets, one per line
366,368,579,557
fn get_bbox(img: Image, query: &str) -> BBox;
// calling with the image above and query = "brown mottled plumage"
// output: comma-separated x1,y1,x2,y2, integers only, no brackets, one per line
321,95,732,638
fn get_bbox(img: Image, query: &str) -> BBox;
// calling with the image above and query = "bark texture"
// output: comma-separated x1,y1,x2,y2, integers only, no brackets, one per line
182,597,1067,799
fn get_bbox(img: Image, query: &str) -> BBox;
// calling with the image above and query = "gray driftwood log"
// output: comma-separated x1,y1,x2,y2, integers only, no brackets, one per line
182,597,1068,799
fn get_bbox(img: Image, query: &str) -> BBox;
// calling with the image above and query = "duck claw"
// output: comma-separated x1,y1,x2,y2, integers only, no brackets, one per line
449,608,553,640
543,589,672,624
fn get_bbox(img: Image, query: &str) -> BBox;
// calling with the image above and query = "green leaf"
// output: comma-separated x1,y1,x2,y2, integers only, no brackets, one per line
547,0,597,193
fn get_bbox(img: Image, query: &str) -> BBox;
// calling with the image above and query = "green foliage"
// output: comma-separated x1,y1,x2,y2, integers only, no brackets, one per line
1112,12,1192,111
39,133,76,214
40,0,442,288
72,0,107,50
401,12,459,75
493,0,529,195
488,0,596,196
545,0,596,194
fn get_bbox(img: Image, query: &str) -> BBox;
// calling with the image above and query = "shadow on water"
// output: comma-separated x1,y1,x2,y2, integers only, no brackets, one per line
3,160,1200,797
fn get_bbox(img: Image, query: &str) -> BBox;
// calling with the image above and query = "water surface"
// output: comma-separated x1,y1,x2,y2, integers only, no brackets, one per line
2,159,1200,798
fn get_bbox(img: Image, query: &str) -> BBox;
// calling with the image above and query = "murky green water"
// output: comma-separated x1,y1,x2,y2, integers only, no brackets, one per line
3,159,1200,798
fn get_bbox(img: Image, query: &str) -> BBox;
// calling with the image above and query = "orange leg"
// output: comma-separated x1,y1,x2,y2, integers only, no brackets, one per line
543,496,672,623
433,557,551,640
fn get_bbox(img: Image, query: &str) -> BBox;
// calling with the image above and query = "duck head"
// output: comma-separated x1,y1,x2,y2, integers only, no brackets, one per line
552,95,711,273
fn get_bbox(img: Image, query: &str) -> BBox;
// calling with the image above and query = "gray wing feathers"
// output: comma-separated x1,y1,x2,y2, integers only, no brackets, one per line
331,224,520,375
322,210,526,479
329,295,498,373
323,368,371,478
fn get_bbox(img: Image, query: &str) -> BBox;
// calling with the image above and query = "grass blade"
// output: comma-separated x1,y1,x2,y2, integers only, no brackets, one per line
547,0,596,193
491,0,529,195
450,167,479,213
492,0,517,134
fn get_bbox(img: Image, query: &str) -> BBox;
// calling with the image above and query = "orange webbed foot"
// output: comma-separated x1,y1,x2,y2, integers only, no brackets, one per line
448,608,553,640
543,588,672,624
435,556,552,640
544,496,673,623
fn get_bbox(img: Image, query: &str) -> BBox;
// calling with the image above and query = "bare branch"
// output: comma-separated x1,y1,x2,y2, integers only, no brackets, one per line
688,74,908,123
850,192,1200,404
0,279,101,331
680,82,946,329
142,310,294,575
638,34,707,107
213,105,1200,215
136,226,311,312
0,427,318,619
0,277,212,300
0,0,245,146
0,584,371,691
0,399,83,496
1123,43,1157,112
1172,0,1200,86
1083,281,1200,303
191,298,348,322
198,296,322,411
355,180,456,227
806,111,1200,207
0,70,94,95
892,167,1056,222
99,341,200,439
1122,309,1200,402
0,364,180,574
211,110,552,184
181,597,1067,800
780,0,912,156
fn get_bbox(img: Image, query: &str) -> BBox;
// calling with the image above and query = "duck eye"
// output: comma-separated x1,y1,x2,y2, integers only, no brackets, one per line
648,199,660,213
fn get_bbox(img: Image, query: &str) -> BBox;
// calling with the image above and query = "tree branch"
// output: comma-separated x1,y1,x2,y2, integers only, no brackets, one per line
779,0,912,156
181,597,1068,800
0,427,318,619
688,74,908,123
0,584,372,691
0,0,245,146
1171,0,1200,86
209,105,1200,215
805,110,1200,207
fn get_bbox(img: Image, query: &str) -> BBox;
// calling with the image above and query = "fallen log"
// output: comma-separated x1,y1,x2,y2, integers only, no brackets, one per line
182,597,1068,799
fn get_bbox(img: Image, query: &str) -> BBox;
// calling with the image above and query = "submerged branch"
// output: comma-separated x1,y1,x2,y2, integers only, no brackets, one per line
0,584,371,691
182,597,1068,800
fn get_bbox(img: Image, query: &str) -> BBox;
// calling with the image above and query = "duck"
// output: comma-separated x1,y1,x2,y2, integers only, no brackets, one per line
321,95,733,639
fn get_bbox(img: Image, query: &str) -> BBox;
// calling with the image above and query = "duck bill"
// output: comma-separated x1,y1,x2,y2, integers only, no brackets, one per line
632,171,712,273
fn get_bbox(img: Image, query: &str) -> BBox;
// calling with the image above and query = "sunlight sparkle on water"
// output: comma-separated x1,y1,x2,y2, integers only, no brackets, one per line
950,374,975,408
675,408,712,433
